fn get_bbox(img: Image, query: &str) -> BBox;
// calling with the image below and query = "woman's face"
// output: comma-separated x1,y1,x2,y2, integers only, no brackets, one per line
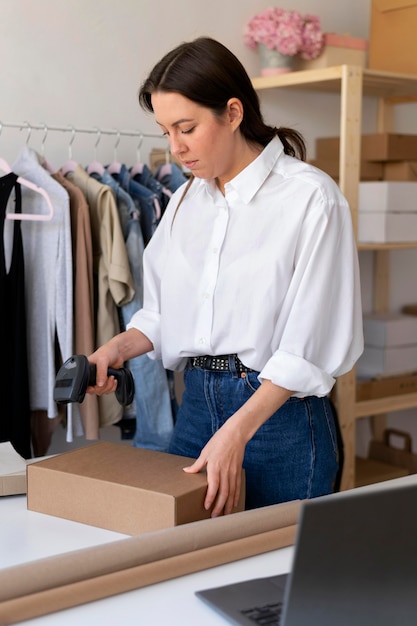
151,91,243,186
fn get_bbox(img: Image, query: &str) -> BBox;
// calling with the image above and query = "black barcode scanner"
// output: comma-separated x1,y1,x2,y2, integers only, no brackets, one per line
54,354,135,406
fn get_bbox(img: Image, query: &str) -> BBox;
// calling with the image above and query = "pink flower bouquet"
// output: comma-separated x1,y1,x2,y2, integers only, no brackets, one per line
244,7,324,59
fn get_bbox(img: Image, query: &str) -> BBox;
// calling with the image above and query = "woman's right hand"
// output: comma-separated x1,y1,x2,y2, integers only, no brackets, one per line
86,328,154,397
86,343,124,397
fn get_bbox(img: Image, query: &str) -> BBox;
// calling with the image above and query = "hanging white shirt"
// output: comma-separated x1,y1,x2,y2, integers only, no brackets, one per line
127,136,364,397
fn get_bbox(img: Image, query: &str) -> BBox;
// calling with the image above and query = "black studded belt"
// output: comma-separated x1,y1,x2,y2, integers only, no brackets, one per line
188,354,256,374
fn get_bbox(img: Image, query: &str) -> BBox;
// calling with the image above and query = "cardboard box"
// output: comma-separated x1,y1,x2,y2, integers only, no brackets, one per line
359,181,417,213
309,159,383,181
363,312,417,347
356,344,417,377
0,473,27,497
358,212,417,243
357,372,417,401
355,456,409,487
27,442,245,535
0,442,51,496
316,133,417,162
384,161,417,181
369,0,417,75
294,33,368,71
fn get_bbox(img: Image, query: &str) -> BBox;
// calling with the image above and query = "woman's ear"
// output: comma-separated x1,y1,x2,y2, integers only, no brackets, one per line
226,98,244,129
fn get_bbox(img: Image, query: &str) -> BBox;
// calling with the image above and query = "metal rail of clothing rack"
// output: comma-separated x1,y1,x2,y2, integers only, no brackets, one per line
0,120,169,162
0,120,164,141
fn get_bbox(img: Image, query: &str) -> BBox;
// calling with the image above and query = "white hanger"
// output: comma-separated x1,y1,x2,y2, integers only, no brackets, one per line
38,123,56,174
0,154,54,222
129,133,145,178
86,127,105,176
61,126,79,176
106,131,122,175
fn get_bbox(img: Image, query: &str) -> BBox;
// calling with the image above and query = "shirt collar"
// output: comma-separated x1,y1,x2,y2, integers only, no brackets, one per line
198,135,284,203
226,135,284,203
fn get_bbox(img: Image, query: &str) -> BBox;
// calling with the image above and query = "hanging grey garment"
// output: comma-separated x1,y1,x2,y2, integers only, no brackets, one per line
12,147,80,440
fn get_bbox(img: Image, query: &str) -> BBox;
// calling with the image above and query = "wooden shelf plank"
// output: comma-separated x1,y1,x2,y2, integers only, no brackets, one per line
358,242,417,251
355,393,417,419
252,65,417,99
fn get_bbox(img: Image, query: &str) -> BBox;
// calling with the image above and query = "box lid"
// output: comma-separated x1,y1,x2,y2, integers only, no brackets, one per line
29,442,207,497
373,0,417,12
324,33,368,50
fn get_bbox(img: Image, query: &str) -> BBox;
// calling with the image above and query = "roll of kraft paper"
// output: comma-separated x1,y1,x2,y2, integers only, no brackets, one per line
0,499,300,624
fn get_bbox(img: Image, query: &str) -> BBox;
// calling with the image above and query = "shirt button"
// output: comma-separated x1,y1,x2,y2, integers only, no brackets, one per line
212,247,218,253
203,292,209,300
199,338,206,345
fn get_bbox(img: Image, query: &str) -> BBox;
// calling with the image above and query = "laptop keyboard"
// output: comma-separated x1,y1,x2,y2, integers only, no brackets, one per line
240,601,283,625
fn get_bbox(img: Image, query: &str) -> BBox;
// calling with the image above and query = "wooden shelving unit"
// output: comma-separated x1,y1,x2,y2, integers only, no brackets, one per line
252,65,417,490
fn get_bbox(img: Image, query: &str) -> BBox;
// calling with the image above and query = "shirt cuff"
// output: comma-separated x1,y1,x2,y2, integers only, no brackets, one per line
259,350,335,397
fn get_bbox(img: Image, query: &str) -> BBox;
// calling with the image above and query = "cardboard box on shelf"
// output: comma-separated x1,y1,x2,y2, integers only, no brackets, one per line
359,181,417,213
294,33,367,71
316,133,417,162
357,371,417,401
369,0,417,75
309,159,383,181
355,456,409,487
27,442,245,535
358,212,417,243
384,161,417,181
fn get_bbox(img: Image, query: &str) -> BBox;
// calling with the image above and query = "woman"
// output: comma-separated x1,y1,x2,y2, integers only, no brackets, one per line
88,37,363,517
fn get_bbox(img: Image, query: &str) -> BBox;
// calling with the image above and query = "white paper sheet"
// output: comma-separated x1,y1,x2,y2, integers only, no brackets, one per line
0,442,26,477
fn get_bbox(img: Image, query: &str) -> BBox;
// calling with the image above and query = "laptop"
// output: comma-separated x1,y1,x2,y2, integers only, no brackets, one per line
196,478,417,626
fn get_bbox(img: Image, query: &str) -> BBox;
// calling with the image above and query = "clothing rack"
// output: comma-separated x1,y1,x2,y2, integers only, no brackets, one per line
0,120,164,141
0,121,168,161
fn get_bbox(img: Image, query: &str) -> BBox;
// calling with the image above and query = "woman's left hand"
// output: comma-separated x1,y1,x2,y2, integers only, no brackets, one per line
182,421,246,517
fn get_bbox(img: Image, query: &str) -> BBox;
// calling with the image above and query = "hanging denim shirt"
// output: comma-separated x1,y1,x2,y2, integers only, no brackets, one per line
90,168,174,450
130,162,171,213
112,165,161,246
154,162,188,193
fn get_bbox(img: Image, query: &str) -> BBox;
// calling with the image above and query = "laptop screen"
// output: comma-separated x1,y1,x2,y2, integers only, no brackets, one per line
196,478,417,626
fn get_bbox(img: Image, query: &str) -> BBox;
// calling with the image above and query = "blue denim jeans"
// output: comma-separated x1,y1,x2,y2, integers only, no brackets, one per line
168,366,339,509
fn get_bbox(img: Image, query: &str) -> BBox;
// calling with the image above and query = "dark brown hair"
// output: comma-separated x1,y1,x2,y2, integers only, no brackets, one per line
139,37,306,160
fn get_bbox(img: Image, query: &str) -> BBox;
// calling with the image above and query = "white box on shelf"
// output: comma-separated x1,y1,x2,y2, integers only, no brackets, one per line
358,212,417,243
359,182,417,213
356,345,417,378
363,313,417,348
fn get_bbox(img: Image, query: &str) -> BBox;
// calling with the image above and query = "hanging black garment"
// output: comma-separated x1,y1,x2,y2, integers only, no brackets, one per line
0,173,31,458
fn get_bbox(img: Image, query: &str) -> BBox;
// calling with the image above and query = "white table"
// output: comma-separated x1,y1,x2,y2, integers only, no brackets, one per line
0,495,294,625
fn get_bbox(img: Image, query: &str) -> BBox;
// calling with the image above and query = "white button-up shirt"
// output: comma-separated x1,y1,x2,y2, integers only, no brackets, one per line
127,136,364,397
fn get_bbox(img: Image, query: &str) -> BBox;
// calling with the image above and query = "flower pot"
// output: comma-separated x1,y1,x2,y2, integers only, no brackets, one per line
258,43,294,76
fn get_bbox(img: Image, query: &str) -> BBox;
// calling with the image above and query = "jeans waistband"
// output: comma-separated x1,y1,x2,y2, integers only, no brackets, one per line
187,354,256,374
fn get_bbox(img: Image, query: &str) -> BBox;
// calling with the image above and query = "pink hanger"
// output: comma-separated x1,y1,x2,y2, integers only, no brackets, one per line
86,127,105,176
61,126,79,176
107,131,122,175
0,157,54,221
129,133,145,178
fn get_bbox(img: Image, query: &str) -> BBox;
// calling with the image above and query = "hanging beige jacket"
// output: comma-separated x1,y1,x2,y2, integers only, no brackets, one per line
67,166,135,428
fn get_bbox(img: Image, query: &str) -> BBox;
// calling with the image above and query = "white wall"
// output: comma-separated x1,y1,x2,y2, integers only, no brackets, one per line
1,0,372,167
2,0,417,454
